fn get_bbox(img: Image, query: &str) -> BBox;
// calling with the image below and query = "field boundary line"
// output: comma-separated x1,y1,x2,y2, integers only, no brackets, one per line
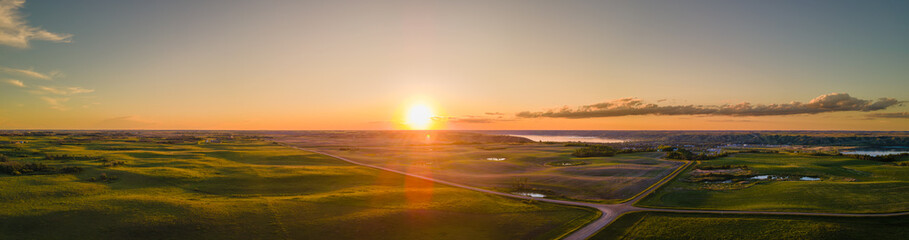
621,160,692,204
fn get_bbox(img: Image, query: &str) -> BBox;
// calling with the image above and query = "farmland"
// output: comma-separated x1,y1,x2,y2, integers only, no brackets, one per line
637,152,909,213
0,134,597,240
319,144,682,203
590,211,909,240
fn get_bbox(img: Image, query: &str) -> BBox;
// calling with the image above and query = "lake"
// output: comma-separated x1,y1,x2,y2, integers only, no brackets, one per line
840,147,909,156
510,135,625,143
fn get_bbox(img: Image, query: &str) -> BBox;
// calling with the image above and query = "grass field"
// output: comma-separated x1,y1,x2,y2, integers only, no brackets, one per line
637,153,909,213
0,135,597,240
319,144,682,203
590,211,909,240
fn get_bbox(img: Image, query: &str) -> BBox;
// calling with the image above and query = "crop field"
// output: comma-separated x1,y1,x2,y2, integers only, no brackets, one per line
637,153,909,213
318,144,683,203
0,135,597,240
590,211,909,240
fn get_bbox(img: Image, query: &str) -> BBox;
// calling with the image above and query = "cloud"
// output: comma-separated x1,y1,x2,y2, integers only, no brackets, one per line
484,112,505,116
517,93,902,119
448,117,498,124
4,79,23,87
866,112,909,119
0,66,56,80
37,86,94,95
444,115,515,124
0,0,72,48
40,96,69,110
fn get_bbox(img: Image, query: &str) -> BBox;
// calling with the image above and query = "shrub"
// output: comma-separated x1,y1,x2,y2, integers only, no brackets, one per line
0,161,54,175
665,148,728,160
102,161,125,167
572,145,617,157
58,166,83,173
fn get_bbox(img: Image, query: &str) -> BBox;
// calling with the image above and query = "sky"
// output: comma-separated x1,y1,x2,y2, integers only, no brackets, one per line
1,0,907,130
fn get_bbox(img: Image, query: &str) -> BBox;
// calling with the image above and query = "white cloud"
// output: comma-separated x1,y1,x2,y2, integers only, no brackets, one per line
4,79,24,87
0,0,72,48
37,85,94,95
0,66,55,80
41,96,69,110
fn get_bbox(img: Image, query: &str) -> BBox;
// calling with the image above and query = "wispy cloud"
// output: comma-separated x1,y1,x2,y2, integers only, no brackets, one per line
441,115,515,124
0,66,57,80
40,96,69,110
36,86,94,95
29,84,94,110
866,112,909,119
517,93,902,119
4,79,24,87
0,0,72,48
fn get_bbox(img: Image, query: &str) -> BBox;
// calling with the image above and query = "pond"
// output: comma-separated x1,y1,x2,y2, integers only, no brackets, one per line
840,147,909,156
751,175,786,180
512,192,546,198
509,135,625,143
750,175,821,181
800,176,821,181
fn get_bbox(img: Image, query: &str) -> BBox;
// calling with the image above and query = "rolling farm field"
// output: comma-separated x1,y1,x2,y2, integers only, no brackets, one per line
591,211,909,240
637,153,909,213
0,135,598,240
319,144,683,203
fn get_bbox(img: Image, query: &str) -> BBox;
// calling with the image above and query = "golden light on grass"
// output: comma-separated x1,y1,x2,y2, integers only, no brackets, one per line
405,103,435,130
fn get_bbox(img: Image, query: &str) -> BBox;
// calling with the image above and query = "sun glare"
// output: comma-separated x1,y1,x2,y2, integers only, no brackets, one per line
405,104,434,130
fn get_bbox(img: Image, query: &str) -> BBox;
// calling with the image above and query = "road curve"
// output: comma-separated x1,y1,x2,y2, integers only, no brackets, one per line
287,146,613,240
285,145,909,240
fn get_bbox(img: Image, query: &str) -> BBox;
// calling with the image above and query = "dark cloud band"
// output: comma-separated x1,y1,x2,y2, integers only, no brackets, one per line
517,93,901,119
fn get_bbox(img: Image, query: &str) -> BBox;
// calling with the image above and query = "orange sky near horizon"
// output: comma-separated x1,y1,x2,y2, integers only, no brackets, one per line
1,1,907,131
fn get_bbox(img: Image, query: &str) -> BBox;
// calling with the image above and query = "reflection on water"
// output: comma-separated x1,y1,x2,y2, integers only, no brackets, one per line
750,175,820,181
840,149,909,156
750,175,782,180
511,135,625,143
513,192,546,198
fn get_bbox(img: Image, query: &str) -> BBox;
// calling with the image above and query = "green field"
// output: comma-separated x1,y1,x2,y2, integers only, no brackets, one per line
591,212,909,240
0,135,598,239
637,153,909,213
321,144,682,203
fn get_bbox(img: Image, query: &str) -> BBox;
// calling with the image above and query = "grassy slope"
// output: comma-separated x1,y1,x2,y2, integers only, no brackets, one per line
591,212,909,240
637,153,909,213
0,136,597,240
324,144,681,203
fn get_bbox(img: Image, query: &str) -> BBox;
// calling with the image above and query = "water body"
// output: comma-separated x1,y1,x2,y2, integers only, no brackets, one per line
750,175,820,181
840,147,909,156
513,192,546,198
510,135,625,143
486,157,506,161
751,175,787,180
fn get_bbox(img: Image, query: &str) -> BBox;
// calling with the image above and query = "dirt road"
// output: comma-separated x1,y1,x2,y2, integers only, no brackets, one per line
288,146,909,240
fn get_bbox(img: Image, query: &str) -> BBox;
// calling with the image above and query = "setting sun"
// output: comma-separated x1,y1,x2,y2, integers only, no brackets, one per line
405,104,435,130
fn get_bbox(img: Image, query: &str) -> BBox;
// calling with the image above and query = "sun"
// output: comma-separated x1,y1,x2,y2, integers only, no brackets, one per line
405,103,435,130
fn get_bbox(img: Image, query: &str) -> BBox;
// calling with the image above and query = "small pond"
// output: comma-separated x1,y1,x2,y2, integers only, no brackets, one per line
750,175,820,181
513,192,546,198
840,147,909,156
